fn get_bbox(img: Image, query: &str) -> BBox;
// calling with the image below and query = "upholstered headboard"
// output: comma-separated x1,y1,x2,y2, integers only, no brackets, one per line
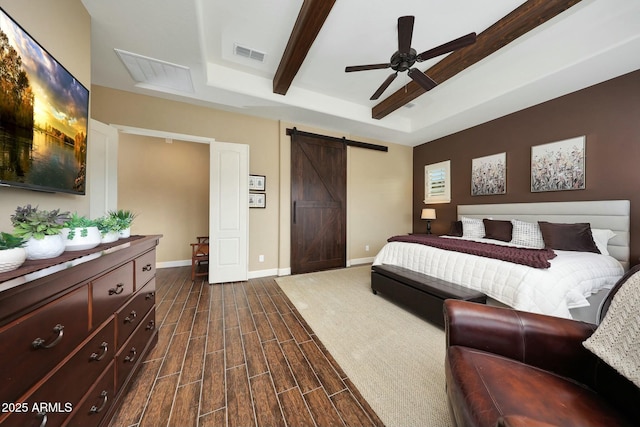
458,200,630,268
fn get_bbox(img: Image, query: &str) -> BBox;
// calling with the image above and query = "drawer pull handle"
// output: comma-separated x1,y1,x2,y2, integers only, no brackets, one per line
124,310,137,323
89,390,109,414
142,264,152,272
90,342,109,361
145,320,156,331
145,292,155,300
109,283,124,295
124,347,137,363
32,324,64,349
37,411,47,427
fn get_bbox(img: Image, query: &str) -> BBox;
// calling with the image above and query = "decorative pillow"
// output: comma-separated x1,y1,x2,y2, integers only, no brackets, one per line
538,222,600,253
447,220,463,237
461,217,485,239
483,219,513,242
591,229,616,256
583,265,640,388
510,220,545,249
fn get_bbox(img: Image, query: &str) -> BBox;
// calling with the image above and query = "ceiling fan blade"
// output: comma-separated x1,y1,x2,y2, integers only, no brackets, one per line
345,63,391,72
370,72,398,100
416,32,477,62
397,16,415,54
407,68,437,92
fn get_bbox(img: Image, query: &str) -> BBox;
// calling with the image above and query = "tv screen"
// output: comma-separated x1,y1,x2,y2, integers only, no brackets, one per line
0,7,89,195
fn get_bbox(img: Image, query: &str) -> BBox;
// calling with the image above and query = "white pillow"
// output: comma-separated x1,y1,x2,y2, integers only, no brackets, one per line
591,229,616,256
510,220,545,249
583,267,640,388
461,216,485,239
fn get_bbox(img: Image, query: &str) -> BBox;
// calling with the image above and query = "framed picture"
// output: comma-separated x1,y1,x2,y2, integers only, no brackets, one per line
471,152,506,196
531,136,585,192
249,174,266,191
249,193,266,208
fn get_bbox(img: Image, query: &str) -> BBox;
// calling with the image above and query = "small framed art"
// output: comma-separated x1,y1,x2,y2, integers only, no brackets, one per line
249,175,266,191
249,193,266,208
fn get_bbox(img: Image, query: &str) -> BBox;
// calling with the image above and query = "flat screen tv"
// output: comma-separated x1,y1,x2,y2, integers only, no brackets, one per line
0,7,89,195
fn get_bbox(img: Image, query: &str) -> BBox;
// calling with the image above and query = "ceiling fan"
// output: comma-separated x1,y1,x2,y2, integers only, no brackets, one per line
345,16,477,100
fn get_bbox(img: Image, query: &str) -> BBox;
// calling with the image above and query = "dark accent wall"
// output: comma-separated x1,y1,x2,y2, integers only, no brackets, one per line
413,69,640,263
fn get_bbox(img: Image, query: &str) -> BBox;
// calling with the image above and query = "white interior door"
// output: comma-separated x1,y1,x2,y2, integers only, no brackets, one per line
209,142,249,283
88,119,118,218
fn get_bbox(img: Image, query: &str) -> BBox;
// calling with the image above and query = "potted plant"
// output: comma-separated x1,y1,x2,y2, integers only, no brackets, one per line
0,232,27,273
11,205,70,260
61,213,101,251
96,215,120,243
108,209,138,238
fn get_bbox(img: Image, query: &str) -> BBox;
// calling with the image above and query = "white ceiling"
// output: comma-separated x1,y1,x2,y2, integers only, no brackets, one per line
82,0,640,147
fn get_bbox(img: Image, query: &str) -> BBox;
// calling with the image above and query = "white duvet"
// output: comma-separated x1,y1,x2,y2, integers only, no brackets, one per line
372,238,624,319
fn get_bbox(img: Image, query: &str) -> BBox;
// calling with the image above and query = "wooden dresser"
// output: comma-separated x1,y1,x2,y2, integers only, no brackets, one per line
0,235,161,427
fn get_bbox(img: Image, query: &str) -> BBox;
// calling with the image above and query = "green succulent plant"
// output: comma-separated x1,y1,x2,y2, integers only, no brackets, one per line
0,232,26,250
64,213,98,240
108,209,138,230
11,205,70,240
95,215,121,235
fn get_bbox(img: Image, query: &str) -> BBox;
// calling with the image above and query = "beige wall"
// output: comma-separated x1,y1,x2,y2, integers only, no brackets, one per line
0,0,91,232
92,87,413,274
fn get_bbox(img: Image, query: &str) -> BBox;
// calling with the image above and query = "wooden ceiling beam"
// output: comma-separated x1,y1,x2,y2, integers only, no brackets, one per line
273,0,336,95
372,0,583,120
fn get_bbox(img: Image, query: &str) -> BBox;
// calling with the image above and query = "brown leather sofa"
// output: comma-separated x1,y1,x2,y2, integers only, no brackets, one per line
444,266,640,427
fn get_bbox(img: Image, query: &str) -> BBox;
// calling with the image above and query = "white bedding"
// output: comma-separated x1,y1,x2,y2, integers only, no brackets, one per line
372,238,624,319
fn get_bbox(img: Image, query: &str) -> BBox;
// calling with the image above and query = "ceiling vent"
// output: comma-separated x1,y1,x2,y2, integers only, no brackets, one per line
234,43,266,62
114,49,194,93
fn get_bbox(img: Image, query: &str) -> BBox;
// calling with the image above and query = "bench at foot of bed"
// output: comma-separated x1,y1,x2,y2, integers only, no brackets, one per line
371,264,487,328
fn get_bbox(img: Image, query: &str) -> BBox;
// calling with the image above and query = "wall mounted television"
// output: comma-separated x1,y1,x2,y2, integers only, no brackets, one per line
0,7,89,195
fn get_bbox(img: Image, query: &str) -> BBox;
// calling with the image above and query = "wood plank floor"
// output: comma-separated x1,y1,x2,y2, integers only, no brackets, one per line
109,266,384,427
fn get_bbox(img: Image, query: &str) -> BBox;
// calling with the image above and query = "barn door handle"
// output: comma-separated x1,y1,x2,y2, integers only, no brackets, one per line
293,201,296,224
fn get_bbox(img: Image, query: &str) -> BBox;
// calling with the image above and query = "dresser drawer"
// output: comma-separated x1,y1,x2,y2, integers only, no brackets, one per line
115,308,156,390
0,286,89,405
134,250,156,290
115,278,156,349
63,361,116,427
1,319,115,427
91,262,134,327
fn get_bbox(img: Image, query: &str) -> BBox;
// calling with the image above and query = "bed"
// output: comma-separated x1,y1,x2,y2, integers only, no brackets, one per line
372,200,630,323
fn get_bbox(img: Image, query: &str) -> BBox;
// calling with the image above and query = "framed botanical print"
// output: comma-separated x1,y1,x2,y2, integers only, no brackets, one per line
249,175,266,192
471,152,506,196
531,136,585,192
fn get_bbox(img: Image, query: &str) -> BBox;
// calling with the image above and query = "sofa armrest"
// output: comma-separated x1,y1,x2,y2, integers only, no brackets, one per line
444,300,599,381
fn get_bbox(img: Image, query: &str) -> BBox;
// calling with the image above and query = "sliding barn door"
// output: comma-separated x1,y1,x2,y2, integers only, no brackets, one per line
291,133,346,274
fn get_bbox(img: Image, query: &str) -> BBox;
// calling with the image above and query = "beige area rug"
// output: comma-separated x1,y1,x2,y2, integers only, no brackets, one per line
276,265,452,427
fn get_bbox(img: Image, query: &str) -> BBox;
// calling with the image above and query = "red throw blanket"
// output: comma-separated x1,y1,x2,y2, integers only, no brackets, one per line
388,235,556,268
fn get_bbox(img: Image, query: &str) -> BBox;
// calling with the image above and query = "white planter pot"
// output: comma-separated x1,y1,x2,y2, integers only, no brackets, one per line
0,247,27,273
118,227,131,239
61,226,102,251
24,235,65,260
101,231,119,244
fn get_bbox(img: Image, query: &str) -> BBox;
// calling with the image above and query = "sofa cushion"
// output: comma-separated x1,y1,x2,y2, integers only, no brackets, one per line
446,346,634,427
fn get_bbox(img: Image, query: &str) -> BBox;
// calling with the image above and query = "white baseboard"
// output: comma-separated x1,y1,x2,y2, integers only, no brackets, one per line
349,257,374,266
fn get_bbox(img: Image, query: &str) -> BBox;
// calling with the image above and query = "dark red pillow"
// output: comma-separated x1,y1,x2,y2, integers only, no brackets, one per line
538,221,600,253
447,220,463,237
483,219,513,242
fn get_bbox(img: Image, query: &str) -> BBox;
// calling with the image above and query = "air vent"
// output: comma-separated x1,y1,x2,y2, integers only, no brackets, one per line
234,43,266,62
114,49,194,93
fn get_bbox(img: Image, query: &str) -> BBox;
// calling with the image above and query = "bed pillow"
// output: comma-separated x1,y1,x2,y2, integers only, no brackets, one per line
447,220,463,237
510,220,545,249
538,221,600,253
483,219,513,242
591,229,616,256
583,264,640,388
461,217,485,239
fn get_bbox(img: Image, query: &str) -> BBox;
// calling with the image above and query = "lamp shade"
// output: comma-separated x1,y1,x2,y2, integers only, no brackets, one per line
421,208,436,220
